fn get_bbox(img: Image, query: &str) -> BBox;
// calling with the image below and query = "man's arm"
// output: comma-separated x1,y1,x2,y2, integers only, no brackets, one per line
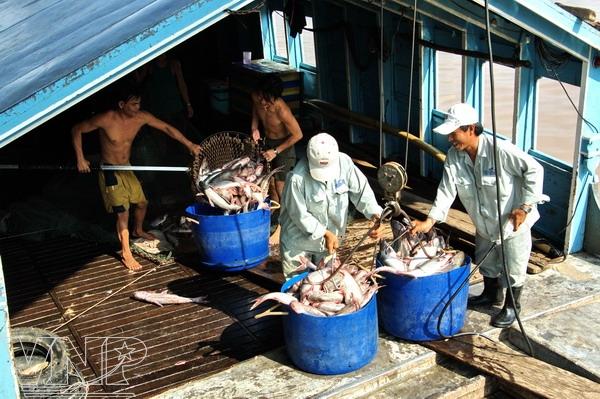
250,95,261,142
503,145,546,206
144,112,201,156
503,145,547,230
346,161,383,219
283,176,327,241
172,59,193,118
71,114,104,173
412,158,458,234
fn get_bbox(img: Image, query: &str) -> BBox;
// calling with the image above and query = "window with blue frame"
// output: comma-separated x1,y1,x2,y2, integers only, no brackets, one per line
271,10,288,60
482,61,514,138
436,51,462,111
300,16,316,68
535,76,579,165
268,8,316,70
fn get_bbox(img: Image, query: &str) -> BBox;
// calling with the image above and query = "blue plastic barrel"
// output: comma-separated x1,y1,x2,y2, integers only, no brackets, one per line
280,272,379,375
185,203,270,271
378,257,471,341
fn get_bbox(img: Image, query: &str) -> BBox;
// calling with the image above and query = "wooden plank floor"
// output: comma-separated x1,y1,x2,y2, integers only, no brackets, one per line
0,236,283,398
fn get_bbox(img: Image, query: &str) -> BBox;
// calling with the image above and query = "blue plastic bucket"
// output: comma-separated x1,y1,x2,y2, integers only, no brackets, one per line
280,272,379,375
378,257,471,341
185,203,270,271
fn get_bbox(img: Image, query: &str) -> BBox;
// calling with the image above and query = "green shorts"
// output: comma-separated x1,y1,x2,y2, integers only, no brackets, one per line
265,137,296,182
98,167,147,213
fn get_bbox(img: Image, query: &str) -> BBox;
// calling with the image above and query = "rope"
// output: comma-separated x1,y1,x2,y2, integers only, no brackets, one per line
483,0,534,357
50,267,157,333
404,0,418,172
379,0,385,167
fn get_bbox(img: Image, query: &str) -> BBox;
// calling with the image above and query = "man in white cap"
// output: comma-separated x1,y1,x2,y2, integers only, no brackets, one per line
278,132,383,280
411,103,548,328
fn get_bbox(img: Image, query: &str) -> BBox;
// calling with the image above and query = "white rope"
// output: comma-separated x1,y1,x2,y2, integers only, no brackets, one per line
50,266,157,333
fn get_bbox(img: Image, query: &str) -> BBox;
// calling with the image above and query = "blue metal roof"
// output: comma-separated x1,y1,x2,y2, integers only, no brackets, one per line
0,0,195,113
0,0,253,148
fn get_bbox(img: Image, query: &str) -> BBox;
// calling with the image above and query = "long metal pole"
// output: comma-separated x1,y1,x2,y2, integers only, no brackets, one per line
0,164,190,172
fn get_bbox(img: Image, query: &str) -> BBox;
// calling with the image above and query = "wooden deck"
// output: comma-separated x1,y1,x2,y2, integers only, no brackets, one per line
1,187,555,397
1,236,282,398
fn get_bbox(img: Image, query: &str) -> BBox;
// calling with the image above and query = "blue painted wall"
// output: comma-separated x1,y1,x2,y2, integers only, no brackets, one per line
0,258,19,399
257,0,600,252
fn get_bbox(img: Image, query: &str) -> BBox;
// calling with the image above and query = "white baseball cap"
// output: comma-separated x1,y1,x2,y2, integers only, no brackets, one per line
433,103,479,135
307,133,340,183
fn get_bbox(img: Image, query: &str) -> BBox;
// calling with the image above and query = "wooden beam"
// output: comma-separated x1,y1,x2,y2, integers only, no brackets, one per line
424,335,600,399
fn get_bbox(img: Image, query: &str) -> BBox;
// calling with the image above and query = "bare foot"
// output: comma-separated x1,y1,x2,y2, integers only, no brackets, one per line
269,225,281,247
121,254,142,271
132,230,156,240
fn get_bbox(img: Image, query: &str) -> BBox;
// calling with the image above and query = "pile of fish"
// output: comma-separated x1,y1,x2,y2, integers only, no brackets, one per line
375,219,465,278
251,256,380,317
194,155,282,214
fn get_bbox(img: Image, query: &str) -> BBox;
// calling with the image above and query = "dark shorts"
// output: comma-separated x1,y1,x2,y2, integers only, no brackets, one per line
265,137,296,182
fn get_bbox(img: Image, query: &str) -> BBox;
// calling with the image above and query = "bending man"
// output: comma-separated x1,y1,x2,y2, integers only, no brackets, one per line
279,133,383,280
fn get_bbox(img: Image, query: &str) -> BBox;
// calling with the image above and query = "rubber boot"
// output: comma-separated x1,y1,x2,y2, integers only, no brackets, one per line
468,277,503,308
491,286,523,328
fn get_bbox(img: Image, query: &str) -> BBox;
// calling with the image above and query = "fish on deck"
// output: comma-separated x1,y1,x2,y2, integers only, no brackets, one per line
132,290,209,307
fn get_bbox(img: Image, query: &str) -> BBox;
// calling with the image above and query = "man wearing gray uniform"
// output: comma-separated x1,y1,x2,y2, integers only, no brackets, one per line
279,133,383,280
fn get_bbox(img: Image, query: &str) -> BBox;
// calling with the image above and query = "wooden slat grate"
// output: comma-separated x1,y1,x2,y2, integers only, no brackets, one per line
0,235,283,398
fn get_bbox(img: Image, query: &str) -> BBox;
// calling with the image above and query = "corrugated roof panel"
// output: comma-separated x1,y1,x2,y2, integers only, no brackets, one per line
0,0,254,148
0,0,196,113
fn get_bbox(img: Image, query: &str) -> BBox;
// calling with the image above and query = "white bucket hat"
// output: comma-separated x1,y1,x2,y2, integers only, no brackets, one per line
307,133,340,183
433,103,479,135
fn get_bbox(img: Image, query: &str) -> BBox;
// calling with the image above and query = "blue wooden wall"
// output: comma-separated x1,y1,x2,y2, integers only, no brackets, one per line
259,0,600,252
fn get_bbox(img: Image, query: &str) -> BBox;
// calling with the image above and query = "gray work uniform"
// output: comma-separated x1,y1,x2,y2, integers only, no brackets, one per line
279,153,383,279
428,134,547,287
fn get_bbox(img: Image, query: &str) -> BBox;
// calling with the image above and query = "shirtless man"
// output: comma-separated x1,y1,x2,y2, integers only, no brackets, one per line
71,85,201,271
251,75,303,246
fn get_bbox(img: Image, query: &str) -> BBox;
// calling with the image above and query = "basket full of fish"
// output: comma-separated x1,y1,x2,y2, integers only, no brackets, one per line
251,256,380,374
191,131,281,215
185,131,276,271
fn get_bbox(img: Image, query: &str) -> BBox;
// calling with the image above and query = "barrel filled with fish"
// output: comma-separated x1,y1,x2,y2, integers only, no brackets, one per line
251,257,380,374
186,135,276,270
377,219,470,341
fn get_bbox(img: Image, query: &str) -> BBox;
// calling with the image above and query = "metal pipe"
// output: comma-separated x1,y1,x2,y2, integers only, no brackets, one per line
0,164,190,172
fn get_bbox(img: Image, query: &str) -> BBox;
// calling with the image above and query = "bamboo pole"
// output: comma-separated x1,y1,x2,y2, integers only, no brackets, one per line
304,99,446,164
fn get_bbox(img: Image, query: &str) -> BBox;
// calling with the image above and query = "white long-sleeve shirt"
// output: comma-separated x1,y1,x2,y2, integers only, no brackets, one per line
280,153,383,252
429,134,548,242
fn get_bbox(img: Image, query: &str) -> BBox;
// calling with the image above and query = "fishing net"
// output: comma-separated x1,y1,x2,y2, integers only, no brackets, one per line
189,131,265,195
